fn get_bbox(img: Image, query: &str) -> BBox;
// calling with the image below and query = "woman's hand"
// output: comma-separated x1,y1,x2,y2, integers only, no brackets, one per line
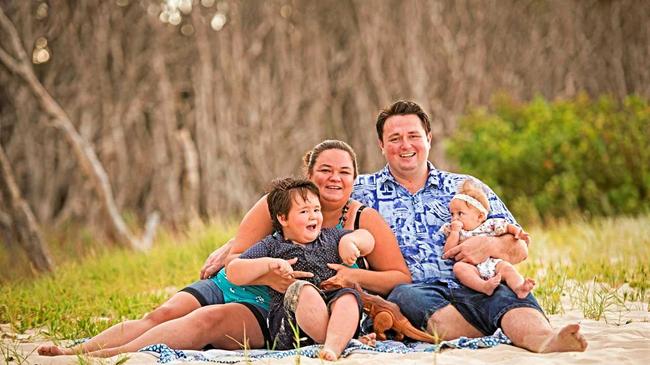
320,263,358,290
200,240,233,279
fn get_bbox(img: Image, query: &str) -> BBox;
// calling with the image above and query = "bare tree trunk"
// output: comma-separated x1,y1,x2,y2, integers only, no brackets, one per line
0,7,158,252
0,144,54,273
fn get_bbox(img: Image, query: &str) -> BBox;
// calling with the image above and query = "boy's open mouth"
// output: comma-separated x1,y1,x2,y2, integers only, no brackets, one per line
306,223,318,231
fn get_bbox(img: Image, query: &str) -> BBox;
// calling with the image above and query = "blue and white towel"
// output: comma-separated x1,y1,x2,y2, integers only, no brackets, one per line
139,330,511,363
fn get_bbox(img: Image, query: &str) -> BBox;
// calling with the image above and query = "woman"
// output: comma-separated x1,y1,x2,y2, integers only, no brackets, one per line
39,140,411,357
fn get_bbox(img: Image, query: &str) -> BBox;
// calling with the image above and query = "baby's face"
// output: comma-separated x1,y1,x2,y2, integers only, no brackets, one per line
449,199,484,231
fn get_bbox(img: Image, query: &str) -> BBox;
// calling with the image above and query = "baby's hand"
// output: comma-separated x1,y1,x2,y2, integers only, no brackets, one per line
450,220,463,232
339,240,361,266
268,258,295,279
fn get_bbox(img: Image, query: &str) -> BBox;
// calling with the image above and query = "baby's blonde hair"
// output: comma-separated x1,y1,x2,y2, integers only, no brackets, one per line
457,179,489,213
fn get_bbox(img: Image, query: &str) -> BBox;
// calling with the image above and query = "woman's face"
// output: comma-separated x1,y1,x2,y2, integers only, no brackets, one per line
309,149,355,206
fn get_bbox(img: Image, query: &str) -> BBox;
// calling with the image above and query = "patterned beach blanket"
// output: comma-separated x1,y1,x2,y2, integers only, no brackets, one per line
139,329,511,363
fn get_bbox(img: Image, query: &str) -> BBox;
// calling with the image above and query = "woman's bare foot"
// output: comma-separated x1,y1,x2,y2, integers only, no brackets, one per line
37,344,74,356
358,332,376,347
540,324,588,353
318,347,339,361
514,278,536,299
481,274,502,296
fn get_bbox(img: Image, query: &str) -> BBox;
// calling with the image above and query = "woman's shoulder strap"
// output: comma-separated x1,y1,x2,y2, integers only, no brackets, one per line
353,205,367,230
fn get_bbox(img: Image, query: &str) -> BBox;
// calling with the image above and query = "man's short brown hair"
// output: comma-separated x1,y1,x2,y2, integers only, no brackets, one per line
376,100,432,141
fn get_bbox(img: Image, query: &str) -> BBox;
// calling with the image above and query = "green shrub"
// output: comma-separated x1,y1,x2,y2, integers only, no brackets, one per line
447,94,650,223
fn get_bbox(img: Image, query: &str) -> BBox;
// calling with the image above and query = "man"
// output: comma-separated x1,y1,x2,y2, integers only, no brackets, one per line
351,100,587,353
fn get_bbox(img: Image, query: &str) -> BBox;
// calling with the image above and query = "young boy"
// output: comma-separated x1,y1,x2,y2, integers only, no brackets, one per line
442,179,535,299
227,177,374,361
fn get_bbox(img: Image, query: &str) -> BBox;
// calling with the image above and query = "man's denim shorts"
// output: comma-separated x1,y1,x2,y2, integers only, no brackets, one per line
387,280,545,335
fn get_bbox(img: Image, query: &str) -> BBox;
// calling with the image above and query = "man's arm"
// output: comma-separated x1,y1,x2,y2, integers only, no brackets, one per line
443,234,528,265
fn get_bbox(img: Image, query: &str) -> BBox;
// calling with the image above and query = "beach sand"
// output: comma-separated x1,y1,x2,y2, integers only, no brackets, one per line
3,302,649,365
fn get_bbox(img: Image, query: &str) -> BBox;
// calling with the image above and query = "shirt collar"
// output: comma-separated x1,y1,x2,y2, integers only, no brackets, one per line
377,161,440,190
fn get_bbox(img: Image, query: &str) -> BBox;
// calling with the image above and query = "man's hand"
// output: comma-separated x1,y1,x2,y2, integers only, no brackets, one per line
200,240,233,279
320,263,357,291
339,240,361,266
442,235,492,265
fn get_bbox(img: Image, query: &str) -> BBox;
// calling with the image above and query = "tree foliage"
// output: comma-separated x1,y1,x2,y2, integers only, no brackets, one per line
448,94,650,223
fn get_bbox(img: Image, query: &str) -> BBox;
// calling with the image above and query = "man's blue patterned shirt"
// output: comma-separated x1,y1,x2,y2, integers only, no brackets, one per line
351,162,517,286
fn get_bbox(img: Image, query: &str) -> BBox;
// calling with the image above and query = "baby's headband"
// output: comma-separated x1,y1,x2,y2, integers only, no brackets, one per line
452,194,488,215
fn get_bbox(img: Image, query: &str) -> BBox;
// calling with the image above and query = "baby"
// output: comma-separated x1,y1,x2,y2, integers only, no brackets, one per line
227,177,374,360
442,179,535,299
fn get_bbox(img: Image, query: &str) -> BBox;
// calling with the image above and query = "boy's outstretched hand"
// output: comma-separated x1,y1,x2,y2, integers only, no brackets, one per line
268,257,297,279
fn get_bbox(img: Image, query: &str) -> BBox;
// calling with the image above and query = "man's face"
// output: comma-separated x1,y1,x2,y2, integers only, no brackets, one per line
379,114,431,179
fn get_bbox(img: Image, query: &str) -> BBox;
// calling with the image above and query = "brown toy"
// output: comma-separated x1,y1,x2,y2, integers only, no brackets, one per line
357,286,437,343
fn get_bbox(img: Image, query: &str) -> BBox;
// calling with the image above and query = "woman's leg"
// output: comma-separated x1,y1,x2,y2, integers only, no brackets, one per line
321,293,359,360
86,303,265,358
38,292,201,356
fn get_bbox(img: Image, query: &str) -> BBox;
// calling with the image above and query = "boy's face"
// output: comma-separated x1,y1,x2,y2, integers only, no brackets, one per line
450,198,485,231
278,191,323,244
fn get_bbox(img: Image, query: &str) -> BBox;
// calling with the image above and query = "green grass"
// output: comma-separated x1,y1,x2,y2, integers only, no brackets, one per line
0,215,648,341
520,214,650,318
0,222,235,339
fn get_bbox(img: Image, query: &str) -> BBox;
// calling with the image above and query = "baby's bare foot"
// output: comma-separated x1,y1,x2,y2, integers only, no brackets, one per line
540,324,588,353
319,347,339,361
514,278,536,299
481,274,502,296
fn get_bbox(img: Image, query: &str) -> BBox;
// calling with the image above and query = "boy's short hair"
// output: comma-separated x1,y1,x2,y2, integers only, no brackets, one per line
267,177,320,233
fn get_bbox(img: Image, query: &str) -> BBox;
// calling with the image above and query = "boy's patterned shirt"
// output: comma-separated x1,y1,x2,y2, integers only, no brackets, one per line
352,162,517,287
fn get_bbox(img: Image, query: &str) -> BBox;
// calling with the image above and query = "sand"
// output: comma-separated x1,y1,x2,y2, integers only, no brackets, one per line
3,302,649,365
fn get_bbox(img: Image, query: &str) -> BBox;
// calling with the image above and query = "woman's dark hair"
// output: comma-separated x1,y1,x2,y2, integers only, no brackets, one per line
302,140,358,178
267,177,320,233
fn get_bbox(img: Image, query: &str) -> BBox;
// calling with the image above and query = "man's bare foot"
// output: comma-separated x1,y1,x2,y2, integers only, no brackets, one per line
480,274,502,296
318,347,339,361
514,278,536,299
540,324,588,353
37,344,73,356
358,332,376,347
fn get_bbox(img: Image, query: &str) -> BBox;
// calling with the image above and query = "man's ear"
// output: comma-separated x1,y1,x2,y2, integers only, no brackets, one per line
277,214,289,227
378,139,385,154
427,132,433,144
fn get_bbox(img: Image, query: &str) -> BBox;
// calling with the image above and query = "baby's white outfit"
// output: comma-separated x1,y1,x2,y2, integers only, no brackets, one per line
441,218,511,279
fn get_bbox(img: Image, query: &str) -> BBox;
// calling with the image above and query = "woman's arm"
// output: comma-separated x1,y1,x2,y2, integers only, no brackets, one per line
199,196,274,279
225,195,274,265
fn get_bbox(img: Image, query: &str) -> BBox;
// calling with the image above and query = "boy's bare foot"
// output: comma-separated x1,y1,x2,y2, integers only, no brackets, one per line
318,347,339,361
540,324,588,353
37,344,73,356
358,332,376,347
514,278,536,299
481,274,502,296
